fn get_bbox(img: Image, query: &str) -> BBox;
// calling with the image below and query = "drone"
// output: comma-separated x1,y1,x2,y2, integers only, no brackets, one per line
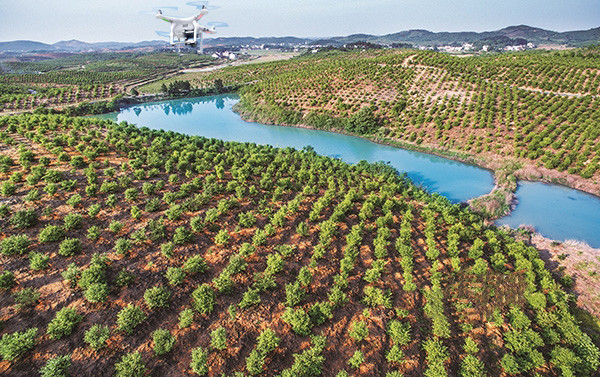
155,5,218,53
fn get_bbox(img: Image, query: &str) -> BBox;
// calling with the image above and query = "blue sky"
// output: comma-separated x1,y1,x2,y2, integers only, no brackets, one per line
0,0,599,43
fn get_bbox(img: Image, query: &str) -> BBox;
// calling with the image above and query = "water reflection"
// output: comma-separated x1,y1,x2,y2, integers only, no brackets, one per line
126,95,228,118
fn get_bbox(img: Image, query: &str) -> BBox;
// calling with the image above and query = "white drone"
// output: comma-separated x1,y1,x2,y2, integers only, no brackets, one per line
155,4,221,53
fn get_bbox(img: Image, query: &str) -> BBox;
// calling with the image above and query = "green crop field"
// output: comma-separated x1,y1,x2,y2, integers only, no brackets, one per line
0,113,597,376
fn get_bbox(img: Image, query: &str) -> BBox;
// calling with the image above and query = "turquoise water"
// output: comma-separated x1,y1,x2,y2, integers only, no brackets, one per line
102,95,494,203
496,182,600,247
100,95,600,247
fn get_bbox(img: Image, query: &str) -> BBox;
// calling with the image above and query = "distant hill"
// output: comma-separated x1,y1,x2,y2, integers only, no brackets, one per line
1,25,598,53
0,39,170,53
318,25,600,47
0,40,56,52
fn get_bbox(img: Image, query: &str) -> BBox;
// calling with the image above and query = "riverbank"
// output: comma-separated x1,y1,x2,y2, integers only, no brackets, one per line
233,105,600,225
530,233,600,330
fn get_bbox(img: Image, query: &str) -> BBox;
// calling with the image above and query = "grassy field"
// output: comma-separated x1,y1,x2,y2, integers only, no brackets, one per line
0,113,598,376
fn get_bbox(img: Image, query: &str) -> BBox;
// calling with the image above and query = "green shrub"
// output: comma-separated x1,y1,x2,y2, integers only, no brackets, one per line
63,213,82,230
210,327,227,350
87,225,101,241
0,204,9,217
46,308,81,340
238,211,256,228
10,209,38,228
387,320,411,346
347,350,364,369
165,204,182,221
308,302,333,326
348,320,368,342
152,328,176,355
297,266,313,287
246,329,280,375
84,324,110,350
108,220,124,233
173,226,193,245
124,188,138,201
60,179,77,191
282,307,312,336
527,292,547,310
60,263,81,288
130,205,142,219
238,287,261,308
0,271,15,290
184,255,208,275
66,194,82,207
58,238,82,257
1,181,16,197
40,354,71,377
190,347,208,375
214,229,230,245
145,197,161,212
116,305,146,334
144,286,171,310
0,327,37,360
285,281,306,307
191,284,215,314
179,308,194,328
160,241,174,258
471,258,489,276
84,283,109,303
88,203,101,217
114,238,132,255
24,189,41,202
38,225,65,242
460,354,485,377
362,286,392,308
386,344,405,364
70,155,85,168
13,287,40,309
29,251,50,270
1,234,30,255
115,269,135,287
114,352,146,377
165,267,186,286
78,256,107,290
44,183,58,196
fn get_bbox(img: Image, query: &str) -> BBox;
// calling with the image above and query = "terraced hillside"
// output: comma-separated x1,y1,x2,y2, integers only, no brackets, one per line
142,48,600,193
0,114,597,376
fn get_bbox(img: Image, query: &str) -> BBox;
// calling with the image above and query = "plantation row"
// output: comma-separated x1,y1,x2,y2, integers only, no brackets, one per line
0,113,597,376
1,84,121,113
161,49,600,181
0,52,217,113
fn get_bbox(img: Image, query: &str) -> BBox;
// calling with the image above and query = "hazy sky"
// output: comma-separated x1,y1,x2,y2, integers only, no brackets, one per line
1,0,599,43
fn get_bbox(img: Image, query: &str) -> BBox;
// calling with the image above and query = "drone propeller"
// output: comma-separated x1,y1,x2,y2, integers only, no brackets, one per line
186,1,220,11
206,21,228,28
140,6,178,15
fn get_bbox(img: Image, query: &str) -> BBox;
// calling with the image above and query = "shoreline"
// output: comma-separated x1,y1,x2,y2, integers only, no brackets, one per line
233,105,600,204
